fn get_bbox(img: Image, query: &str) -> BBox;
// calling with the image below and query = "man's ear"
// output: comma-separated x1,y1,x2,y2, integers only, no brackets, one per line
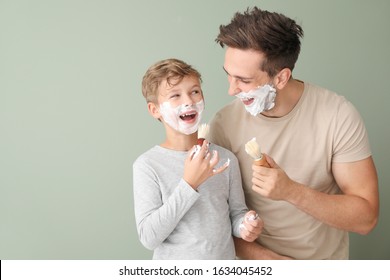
147,102,161,120
274,68,291,90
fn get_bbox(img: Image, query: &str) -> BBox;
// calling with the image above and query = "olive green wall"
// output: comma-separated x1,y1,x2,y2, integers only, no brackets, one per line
1,0,389,259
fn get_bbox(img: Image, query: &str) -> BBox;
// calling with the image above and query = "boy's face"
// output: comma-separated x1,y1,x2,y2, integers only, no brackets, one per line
148,75,204,135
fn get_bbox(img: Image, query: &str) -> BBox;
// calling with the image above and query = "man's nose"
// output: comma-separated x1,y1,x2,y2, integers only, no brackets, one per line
228,78,241,96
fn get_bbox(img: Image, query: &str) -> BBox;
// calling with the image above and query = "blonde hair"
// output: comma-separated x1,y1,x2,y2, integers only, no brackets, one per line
141,58,202,103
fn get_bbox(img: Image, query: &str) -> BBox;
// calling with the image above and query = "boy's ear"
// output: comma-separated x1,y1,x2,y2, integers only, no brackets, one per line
147,102,161,120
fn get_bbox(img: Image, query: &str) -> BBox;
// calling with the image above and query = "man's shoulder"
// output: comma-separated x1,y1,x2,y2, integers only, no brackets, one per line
304,82,351,113
306,82,347,102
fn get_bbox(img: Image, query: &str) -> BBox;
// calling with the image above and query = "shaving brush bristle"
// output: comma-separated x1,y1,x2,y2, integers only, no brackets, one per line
197,123,210,145
245,137,262,160
245,137,270,167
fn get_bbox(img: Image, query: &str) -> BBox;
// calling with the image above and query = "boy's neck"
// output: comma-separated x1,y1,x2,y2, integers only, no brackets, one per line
160,133,198,151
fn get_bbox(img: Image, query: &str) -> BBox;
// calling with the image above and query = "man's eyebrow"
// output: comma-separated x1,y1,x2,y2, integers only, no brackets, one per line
222,66,252,80
222,66,230,75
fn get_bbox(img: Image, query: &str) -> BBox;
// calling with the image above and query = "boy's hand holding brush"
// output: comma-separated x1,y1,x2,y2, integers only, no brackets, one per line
184,124,229,189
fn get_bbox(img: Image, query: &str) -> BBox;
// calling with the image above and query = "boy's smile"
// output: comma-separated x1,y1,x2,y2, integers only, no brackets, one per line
179,109,198,122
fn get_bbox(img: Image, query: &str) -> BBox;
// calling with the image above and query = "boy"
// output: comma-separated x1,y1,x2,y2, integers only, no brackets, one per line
133,58,262,259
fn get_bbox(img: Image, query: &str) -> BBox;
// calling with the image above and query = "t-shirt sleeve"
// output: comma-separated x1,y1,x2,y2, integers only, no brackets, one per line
226,151,248,237
332,100,372,162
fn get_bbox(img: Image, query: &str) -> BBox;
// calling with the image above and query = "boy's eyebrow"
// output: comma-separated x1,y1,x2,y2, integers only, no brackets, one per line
191,83,201,89
166,83,201,94
222,66,252,81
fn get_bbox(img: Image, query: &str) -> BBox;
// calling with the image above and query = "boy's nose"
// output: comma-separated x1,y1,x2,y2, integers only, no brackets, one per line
183,94,196,105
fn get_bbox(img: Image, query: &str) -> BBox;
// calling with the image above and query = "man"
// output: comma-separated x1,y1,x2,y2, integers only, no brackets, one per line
208,7,379,259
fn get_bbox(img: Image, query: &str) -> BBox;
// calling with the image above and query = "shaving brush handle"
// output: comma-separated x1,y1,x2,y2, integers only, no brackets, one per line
254,154,270,167
197,138,205,146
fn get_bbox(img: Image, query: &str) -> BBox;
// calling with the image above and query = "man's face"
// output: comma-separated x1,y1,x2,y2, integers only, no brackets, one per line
223,47,272,106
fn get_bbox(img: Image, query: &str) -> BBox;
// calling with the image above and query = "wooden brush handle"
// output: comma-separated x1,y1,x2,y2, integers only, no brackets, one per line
197,138,205,146
254,154,270,167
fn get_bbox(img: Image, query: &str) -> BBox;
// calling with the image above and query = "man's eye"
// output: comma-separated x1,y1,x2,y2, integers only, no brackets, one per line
170,94,180,99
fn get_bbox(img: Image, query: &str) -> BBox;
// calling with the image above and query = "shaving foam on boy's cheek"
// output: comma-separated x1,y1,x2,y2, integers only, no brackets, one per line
159,100,204,135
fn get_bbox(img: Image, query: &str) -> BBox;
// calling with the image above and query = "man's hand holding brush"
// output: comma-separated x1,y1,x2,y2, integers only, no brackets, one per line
251,154,298,201
245,137,296,200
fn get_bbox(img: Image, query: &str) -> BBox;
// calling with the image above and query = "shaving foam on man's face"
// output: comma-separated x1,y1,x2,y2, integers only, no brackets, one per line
159,100,204,135
235,84,276,116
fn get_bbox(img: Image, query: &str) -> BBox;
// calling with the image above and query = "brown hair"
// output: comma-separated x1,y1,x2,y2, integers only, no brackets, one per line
141,58,202,103
216,7,304,77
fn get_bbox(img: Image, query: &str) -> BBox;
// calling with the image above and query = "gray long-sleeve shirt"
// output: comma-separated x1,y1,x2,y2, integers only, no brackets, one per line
133,144,248,259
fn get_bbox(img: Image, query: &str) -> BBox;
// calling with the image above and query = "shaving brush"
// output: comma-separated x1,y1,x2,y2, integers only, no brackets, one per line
197,123,210,145
245,137,270,167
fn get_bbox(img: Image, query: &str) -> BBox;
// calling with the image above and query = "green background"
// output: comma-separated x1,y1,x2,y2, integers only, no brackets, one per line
1,0,389,259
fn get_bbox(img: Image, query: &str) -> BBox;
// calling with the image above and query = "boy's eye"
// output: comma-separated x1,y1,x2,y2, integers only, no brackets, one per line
170,94,180,99
192,90,200,95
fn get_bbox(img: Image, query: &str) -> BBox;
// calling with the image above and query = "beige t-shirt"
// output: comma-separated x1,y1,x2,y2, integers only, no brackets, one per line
209,82,371,259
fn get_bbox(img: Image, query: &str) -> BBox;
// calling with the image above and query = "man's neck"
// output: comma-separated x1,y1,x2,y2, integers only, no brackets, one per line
261,79,304,118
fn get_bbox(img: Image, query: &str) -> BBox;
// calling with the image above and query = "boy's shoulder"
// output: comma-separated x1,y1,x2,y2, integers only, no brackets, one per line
133,145,160,166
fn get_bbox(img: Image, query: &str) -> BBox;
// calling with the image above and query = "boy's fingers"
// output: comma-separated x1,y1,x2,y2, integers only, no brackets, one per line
209,150,219,165
212,158,230,174
189,145,201,160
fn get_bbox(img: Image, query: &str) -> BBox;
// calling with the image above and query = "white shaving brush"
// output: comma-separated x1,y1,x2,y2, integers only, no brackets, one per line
245,137,270,167
197,123,210,145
